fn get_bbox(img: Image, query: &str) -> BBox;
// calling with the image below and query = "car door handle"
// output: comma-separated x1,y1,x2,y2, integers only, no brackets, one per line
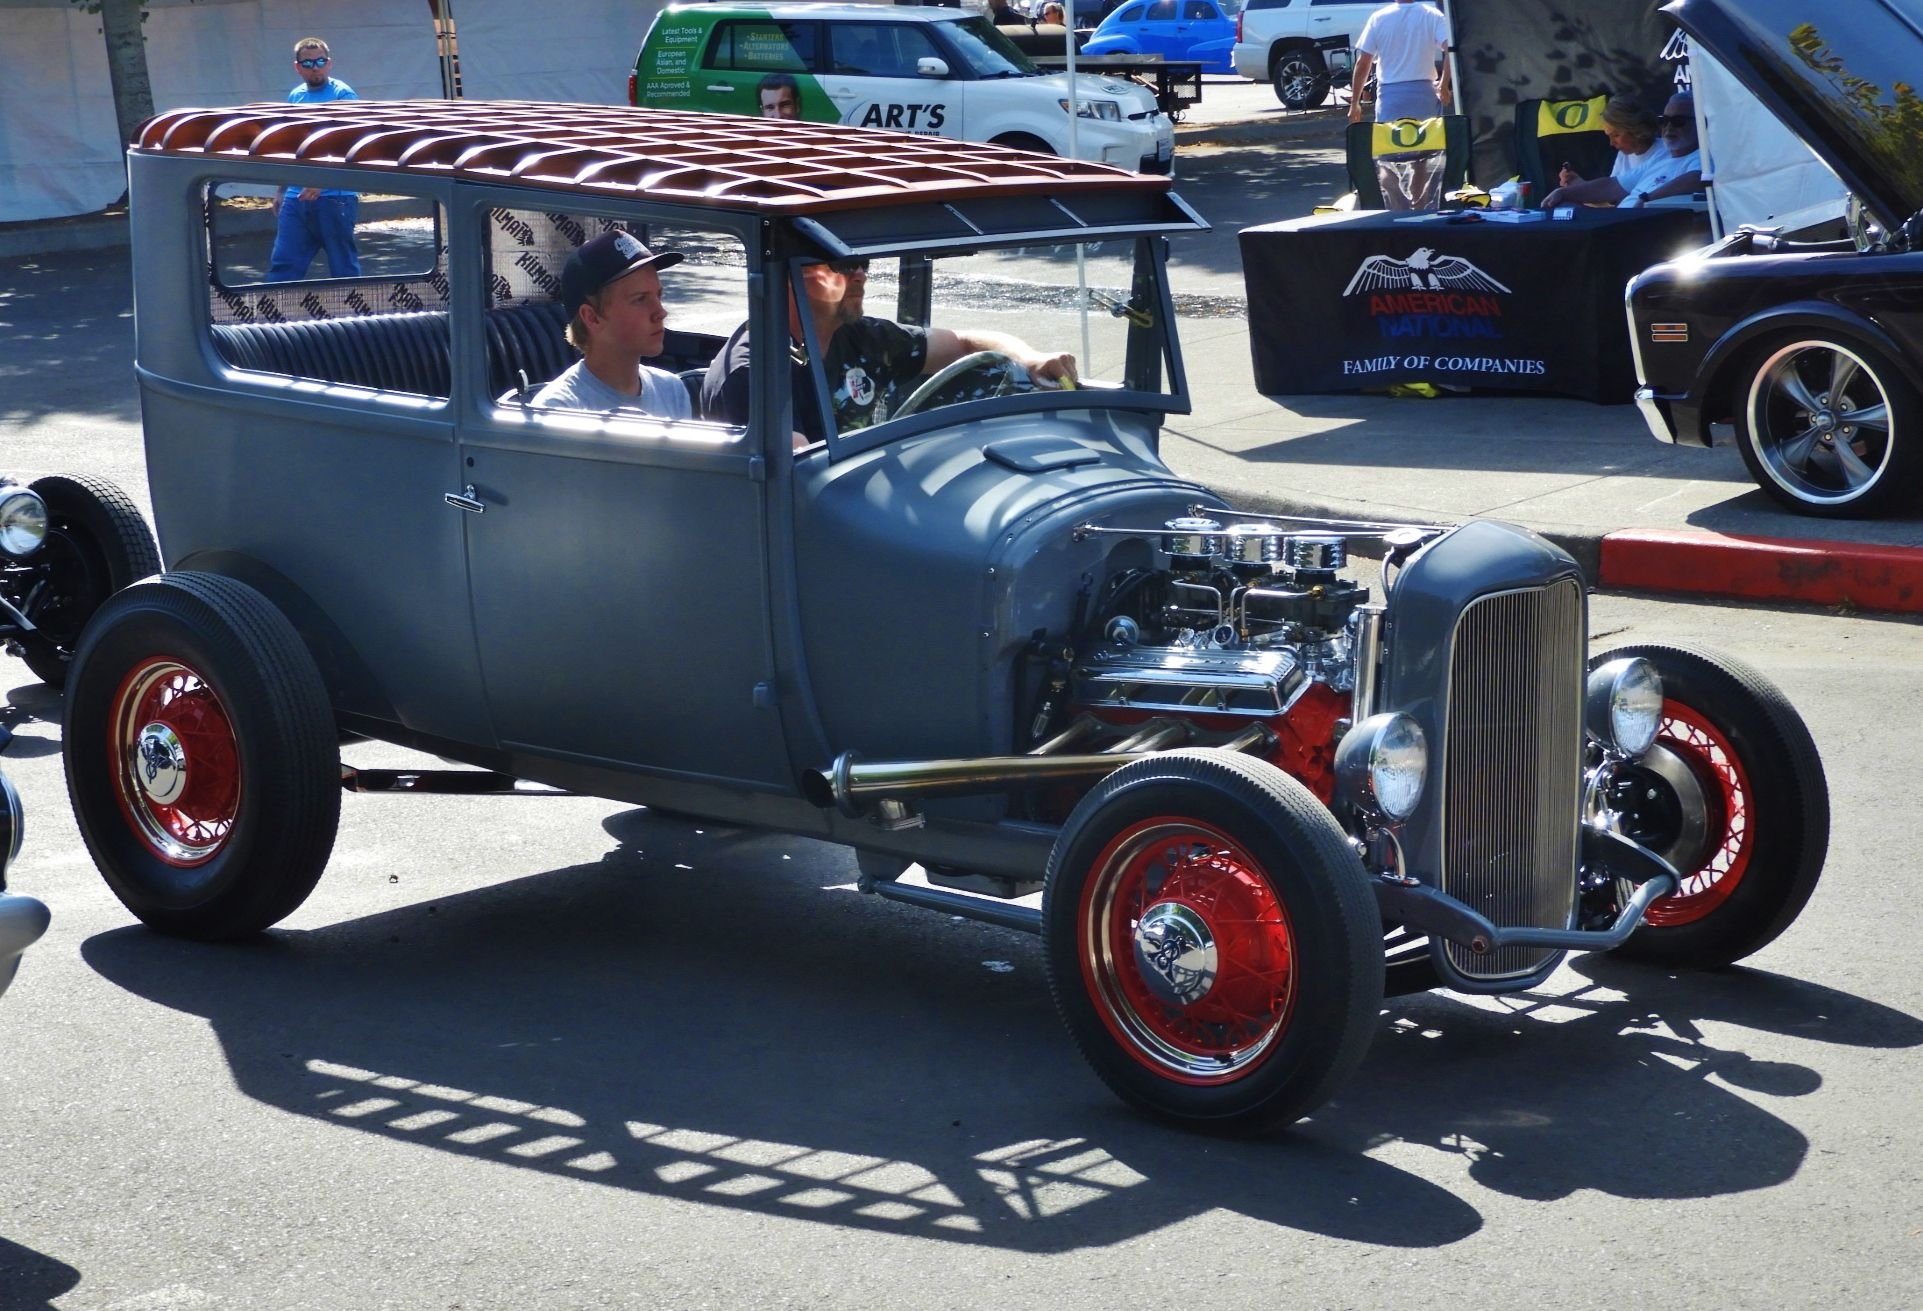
445,485,486,514
705,83,734,93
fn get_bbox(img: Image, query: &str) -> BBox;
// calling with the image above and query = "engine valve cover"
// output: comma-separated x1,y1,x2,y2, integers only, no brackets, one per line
1073,641,1305,716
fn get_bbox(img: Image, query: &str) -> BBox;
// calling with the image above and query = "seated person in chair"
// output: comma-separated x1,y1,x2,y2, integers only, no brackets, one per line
1542,93,1702,210
703,258,1077,441
531,232,693,419
1538,95,1659,205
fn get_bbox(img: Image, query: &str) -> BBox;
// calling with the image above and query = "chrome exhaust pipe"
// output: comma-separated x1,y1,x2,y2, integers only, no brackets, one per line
804,722,1274,816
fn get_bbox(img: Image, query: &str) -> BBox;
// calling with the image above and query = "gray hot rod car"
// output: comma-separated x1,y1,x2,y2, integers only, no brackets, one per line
68,99,1829,1133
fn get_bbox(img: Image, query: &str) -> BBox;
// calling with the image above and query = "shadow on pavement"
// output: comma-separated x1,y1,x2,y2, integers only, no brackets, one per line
0,683,64,761
0,1236,82,1309
77,812,1918,1251
0,247,139,426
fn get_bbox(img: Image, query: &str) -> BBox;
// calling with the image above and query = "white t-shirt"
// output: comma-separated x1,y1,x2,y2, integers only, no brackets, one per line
530,359,693,420
1609,144,1661,188
1620,147,1702,204
1355,1,1452,86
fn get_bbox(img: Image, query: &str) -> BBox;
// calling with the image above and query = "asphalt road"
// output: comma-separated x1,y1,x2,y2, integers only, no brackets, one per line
4,131,1922,1311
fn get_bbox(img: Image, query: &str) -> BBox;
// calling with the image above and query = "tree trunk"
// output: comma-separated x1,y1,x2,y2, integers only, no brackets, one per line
98,0,155,148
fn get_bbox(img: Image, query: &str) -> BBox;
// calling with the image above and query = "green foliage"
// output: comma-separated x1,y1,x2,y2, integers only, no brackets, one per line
1788,22,1923,196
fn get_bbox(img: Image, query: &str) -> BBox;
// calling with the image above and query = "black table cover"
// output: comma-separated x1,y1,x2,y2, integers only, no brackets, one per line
1240,206,1711,404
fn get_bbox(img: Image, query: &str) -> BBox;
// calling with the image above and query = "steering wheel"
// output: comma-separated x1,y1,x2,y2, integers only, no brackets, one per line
892,349,1071,418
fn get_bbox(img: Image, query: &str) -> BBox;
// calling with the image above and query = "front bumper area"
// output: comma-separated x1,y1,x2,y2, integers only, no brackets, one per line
0,891,50,1001
1373,826,1681,991
1636,386,1680,444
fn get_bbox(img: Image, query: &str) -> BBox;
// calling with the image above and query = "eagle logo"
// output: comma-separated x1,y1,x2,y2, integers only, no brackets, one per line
1343,248,1513,295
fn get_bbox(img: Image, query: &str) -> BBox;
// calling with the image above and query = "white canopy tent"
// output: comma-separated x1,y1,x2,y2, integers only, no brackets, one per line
1687,44,1849,238
0,0,661,222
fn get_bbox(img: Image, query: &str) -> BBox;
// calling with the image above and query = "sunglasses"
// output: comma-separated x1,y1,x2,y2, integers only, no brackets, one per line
828,259,870,275
297,56,331,69
1657,114,1691,130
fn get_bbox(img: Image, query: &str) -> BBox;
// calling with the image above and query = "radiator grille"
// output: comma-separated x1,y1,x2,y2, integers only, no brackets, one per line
1440,580,1584,978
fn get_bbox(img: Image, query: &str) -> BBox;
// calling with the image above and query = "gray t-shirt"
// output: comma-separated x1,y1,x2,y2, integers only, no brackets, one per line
530,360,692,420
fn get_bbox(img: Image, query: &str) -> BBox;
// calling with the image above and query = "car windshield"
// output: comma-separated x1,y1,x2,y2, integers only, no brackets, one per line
940,16,1040,78
799,238,1182,447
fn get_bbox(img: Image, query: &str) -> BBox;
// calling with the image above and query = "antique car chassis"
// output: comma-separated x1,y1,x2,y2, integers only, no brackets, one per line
67,99,1830,1134
1,473,160,687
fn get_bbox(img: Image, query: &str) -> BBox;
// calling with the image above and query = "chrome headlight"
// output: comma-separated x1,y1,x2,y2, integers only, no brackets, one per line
0,771,21,883
1335,712,1428,822
0,487,48,558
1585,657,1663,758
1059,98,1123,121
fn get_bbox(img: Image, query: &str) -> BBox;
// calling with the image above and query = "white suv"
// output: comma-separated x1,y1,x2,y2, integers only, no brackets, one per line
1232,0,1378,109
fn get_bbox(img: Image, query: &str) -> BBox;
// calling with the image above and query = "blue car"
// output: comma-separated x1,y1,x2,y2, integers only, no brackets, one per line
1082,0,1237,73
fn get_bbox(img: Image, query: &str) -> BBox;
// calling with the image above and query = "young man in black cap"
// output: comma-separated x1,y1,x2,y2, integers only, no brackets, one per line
532,231,692,418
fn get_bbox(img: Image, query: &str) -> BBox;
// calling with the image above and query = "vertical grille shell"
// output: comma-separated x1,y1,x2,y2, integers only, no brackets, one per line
1437,579,1585,978
1375,520,1588,988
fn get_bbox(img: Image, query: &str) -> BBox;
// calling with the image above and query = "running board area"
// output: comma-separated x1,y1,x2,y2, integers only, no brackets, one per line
867,878,1042,935
340,765,570,795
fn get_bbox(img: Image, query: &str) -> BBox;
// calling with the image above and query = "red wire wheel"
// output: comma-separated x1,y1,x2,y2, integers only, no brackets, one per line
1078,817,1297,1084
1595,644,1829,969
1643,697,1752,927
108,658,242,866
1043,750,1382,1134
63,573,342,939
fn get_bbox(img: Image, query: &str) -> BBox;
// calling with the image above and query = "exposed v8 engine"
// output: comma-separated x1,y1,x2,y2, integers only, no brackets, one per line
1057,516,1380,802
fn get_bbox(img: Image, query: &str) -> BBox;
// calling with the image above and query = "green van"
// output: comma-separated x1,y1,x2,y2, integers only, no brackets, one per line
632,3,1175,172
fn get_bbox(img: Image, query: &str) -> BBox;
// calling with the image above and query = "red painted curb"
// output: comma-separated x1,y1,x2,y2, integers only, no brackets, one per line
1599,529,1923,614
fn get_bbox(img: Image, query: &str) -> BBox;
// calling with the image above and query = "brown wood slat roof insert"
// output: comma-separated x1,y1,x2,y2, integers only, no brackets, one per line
136,100,1170,215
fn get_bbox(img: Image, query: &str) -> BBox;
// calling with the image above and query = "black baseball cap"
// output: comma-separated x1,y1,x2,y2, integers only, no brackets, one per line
561,231,683,315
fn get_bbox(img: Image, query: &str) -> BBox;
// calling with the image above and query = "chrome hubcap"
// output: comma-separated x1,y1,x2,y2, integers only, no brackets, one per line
1749,341,1893,503
135,723,188,805
1132,902,1218,1006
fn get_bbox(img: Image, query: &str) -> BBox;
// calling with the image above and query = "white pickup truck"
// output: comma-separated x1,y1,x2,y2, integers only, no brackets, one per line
1232,0,1379,109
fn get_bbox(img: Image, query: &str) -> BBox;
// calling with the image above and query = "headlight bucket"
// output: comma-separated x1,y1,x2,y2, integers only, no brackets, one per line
0,488,49,558
1585,657,1664,758
1335,712,1428,822
1059,98,1123,121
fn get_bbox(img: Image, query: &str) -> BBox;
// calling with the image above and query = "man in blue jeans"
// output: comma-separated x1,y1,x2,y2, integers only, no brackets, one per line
267,37,361,281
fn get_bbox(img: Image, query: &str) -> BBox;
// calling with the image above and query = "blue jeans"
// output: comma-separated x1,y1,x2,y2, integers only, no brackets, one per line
266,193,361,281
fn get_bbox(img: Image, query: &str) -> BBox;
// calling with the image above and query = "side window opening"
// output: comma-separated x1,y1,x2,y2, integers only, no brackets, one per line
830,24,940,79
483,207,749,436
204,179,451,401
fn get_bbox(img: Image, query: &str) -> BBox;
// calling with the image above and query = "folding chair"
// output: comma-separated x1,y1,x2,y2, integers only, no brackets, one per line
1344,116,1470,211
1513,95,1615,196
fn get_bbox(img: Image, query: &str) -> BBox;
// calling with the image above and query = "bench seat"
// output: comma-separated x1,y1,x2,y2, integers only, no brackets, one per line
211,302,719,406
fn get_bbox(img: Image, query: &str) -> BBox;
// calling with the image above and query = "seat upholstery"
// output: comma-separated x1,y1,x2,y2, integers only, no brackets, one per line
1513,95,1615,197
211,303,721,403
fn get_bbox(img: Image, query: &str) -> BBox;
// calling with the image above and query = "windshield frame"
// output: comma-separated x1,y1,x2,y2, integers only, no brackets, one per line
795,234,1190,464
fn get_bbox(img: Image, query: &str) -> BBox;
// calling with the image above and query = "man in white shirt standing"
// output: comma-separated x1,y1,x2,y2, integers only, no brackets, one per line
532,232,694,419
1348,0,1453,125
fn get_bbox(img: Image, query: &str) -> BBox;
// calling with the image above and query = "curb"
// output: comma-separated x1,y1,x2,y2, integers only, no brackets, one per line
0,211,129,260
1600,528,1923,615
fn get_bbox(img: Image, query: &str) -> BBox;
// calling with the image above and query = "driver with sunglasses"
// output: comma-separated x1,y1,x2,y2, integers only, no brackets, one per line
702,257,1078,442
266,38,361,281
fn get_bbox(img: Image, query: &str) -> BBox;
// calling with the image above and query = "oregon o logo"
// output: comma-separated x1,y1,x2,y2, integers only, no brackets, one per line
1553,102,1592,129
1389,120,1430,149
